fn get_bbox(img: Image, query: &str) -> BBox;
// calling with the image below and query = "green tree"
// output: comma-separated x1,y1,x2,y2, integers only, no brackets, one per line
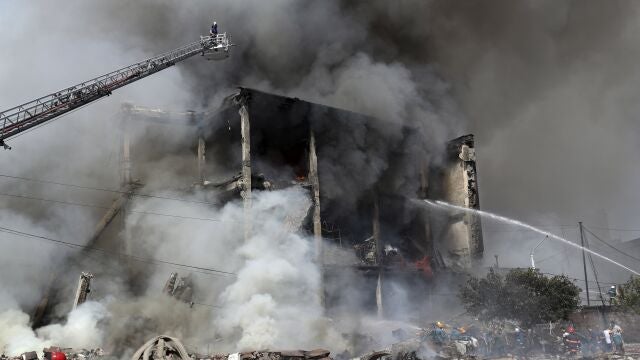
619,276,640,313
458,268,581,327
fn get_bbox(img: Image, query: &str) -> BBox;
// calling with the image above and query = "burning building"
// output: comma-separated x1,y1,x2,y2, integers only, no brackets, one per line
22,86,483,356
105,88,484,317
25,86,482,333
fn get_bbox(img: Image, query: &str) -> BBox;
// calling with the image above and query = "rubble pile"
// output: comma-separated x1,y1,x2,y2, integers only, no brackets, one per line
2,347,104,360
131,336,332,360
7,329,640,360
201,349,332,360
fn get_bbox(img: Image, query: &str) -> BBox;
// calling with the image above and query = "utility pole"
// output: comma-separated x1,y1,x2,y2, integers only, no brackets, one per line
580,222,590,306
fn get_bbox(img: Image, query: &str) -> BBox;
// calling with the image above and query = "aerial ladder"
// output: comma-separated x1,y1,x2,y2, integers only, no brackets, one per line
0,33,232,149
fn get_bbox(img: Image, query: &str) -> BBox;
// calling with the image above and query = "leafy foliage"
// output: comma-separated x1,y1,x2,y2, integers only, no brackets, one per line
458,268,581,327
619,276,640,313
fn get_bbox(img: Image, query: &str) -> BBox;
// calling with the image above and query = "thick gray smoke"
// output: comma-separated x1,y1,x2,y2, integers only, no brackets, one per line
0,0,457,321
420,1,640,282
2,0,639,355
423,1,640,224
0,0,200,318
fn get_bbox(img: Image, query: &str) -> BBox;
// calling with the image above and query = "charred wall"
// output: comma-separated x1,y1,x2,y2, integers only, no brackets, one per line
205,88,435,259
427,134,483,271
202,88,485,275
102,88,483,321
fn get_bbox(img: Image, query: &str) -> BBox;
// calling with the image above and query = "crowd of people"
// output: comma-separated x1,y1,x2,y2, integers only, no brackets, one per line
582,321,625,355
421,319,626,358
556,321,626,357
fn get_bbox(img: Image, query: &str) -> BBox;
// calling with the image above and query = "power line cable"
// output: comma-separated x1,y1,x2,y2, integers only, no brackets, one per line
583,226,640,264
0,225,236,277
535,253,561,264
192,302,223,309
0,173,219,206
587,226,640,232
0,227,236,277
539,272,617,286
0,191,230,223
583,232,606,305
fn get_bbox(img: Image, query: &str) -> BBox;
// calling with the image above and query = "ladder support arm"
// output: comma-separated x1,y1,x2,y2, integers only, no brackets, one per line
0,35,228,144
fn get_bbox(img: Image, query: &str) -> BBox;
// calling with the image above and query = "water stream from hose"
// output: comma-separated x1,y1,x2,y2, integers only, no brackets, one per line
422,199,640,276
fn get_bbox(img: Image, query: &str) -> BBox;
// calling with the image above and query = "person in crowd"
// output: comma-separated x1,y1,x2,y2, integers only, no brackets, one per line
610,321,624,354
563,326,581,355
586,327,602,355
603,327,613,353
431,321,448,345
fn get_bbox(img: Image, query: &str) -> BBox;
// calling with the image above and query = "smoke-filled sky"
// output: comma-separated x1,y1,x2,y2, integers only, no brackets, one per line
421,1,640,281
2,0,640,346
1,0,638,220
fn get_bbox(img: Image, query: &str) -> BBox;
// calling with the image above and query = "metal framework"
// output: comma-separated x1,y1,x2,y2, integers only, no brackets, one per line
0,34,231,148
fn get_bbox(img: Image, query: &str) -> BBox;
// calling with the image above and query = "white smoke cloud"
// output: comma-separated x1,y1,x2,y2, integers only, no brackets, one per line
0,302,107,356
0,0,472,355
214,188,344,351
125,187,346,352
0,309,45,356
0,0,199,320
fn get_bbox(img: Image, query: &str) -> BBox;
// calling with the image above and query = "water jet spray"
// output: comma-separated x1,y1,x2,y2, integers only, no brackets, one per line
421,199,640,276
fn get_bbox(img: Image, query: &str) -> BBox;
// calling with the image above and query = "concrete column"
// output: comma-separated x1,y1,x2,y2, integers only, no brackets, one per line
376,272,384,318
190,110,206,185
308,131,324,307
373,194,381,261
373,195,383,318
239,102,252,241
88,186,133,246
121,105,132,187
197,136,206,184
308,131,322,262
30,272,55,327
119,104,133,271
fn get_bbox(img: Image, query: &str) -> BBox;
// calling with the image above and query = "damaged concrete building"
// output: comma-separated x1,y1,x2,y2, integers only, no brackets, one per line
32,87,483,325
124,88,483,316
